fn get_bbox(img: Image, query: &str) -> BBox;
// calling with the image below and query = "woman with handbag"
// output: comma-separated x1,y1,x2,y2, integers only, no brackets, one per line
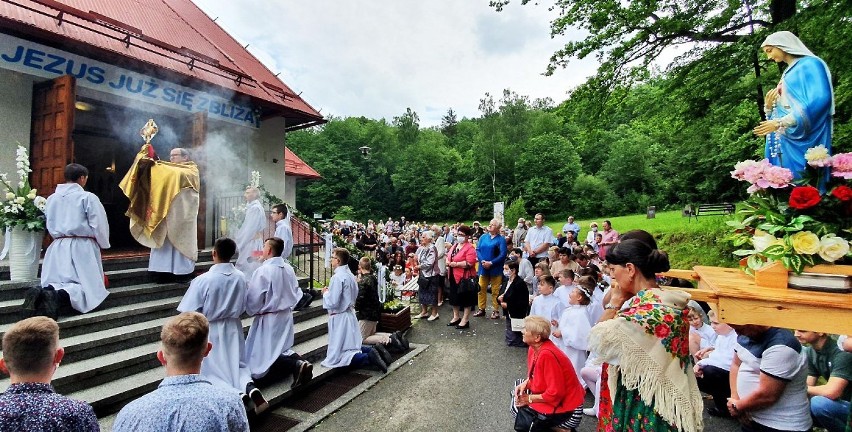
414,231,440,321
499,260,529,347
512,315,584,431
446,225,477,330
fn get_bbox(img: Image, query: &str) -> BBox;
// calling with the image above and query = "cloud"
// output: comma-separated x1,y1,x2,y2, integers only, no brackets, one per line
192,0,599,126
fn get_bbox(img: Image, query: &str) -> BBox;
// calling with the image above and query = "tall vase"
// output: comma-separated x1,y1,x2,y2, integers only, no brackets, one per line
8,226,44,281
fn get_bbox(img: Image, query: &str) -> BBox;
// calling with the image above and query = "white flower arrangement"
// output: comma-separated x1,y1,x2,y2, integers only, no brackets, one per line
0,145,47,231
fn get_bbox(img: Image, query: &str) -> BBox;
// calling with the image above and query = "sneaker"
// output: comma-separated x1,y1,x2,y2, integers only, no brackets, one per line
249,388,269,414
583,407,597,417
240,392,252,410
393,331,410,351
374,343,393,365
472,309,486,317
367,347,388,373
490,310,500,319
387,333,406,353
40,287,60,321
21,287,43,319
291,360,313,388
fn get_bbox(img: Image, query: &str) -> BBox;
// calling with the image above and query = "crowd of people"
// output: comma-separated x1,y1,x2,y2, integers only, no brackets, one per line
1,163,410,431
331,214,851,432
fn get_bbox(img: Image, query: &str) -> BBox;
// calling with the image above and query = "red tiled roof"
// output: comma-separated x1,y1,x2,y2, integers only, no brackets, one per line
284,147,321,179
0,0,324,129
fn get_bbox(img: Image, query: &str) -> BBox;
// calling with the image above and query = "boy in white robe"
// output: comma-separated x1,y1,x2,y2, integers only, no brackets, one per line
40,164,110,315
271,203,293,260
321,247,387,372
244,237,313,393
529,275,562,345
176,237,263,411
235,187,266,277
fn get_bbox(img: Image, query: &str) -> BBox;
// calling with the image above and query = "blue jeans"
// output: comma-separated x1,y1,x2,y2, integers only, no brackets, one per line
811,395,849,432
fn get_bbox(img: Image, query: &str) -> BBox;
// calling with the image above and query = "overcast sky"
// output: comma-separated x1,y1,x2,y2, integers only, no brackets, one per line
191,0,599,127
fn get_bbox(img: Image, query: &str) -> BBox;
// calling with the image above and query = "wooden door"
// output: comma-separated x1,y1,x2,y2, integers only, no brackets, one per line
186,111,207,248
30,75,76,197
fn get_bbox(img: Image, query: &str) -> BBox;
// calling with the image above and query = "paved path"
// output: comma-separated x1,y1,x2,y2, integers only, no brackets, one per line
310,303,740,431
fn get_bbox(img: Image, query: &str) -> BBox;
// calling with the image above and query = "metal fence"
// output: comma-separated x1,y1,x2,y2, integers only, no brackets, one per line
212,194,329,289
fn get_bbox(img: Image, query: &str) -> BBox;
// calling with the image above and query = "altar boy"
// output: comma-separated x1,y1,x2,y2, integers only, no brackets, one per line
244,237,313,397
271,203,293,260
40,163,110,316
176,237,263,410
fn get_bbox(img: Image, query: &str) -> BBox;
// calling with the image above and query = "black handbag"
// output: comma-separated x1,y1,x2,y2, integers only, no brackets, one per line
513,351,563,432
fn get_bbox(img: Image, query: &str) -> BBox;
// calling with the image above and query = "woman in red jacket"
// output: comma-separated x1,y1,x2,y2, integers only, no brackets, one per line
512,315,584,431
445,225,478,330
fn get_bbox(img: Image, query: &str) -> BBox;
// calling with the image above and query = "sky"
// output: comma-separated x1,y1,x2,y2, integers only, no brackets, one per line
191,0,599,127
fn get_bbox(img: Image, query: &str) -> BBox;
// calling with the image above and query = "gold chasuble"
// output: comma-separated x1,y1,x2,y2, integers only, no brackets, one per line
119,144,200,261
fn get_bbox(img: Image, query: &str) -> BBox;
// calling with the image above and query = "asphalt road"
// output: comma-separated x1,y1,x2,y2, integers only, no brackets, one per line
310,303,741,432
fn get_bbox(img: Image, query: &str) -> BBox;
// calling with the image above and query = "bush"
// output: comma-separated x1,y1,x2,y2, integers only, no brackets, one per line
504,197,528,227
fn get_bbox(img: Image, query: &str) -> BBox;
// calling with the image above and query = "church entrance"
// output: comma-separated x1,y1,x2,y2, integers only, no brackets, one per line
29,74,208,252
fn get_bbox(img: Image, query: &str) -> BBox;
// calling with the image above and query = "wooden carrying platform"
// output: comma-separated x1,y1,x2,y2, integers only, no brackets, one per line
661,266,852,335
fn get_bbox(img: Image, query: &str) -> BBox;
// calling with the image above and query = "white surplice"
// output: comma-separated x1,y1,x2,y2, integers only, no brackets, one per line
274,218,293,260
321,266,362,369
244,257,301,379
557,304,592,386
40,183,110,313
529,292,563,348
235,199,266,275
177,263,252,393
148,238,195,274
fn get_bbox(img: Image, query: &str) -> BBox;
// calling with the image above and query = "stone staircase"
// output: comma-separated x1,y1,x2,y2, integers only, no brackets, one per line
0,251,337,430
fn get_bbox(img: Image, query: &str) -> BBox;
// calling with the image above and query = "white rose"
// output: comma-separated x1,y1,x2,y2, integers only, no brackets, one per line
14,196,25,204
5,192,14,200
818,235,850,263
752,230,782,252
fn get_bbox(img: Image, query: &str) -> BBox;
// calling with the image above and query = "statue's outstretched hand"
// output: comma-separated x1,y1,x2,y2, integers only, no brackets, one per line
753,119,780,137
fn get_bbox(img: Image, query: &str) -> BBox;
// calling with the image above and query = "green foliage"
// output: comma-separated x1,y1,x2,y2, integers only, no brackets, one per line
332,205,356,221
504,197,528,227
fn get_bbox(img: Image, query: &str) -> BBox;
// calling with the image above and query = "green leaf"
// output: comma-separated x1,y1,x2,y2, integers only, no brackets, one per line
726,220,745,228
747,254,765,270
732,249,756,257
762,244,786,257
789,254,804,274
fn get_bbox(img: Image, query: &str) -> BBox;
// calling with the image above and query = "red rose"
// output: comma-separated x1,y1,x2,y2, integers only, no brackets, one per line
663,314,674,322
654,324,670,338
832,185,852,201
640,304,653,311
789,186,821,209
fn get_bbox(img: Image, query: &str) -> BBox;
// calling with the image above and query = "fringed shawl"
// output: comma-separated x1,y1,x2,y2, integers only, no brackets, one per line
589,289,704,432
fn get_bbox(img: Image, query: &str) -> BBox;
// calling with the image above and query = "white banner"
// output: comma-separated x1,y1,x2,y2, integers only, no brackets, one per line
0,33,259,128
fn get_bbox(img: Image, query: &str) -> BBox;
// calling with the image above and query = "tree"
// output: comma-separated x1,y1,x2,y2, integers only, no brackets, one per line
490,0,800,116
440,108,459,138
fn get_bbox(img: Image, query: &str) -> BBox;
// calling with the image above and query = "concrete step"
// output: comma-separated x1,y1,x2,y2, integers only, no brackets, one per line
0,282,189,325
0,261,215,303
0,250,215,280
76,334,331,417
0,313,329,396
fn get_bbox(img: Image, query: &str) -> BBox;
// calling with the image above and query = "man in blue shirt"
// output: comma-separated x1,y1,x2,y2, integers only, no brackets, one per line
0,317,98,431
473,218,507,320
113,312,249,432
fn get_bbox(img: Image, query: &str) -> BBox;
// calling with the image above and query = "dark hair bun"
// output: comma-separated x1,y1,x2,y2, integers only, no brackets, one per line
647,249,670,274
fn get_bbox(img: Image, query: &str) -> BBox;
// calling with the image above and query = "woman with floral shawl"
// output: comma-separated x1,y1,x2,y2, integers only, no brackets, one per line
589,238,703,432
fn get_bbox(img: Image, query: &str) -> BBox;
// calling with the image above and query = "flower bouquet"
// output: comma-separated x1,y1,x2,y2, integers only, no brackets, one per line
0,146,47,232
728,146,851,275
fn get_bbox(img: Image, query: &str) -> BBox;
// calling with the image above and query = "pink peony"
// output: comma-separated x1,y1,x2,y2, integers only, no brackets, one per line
732,159,792,193
832,153,852,179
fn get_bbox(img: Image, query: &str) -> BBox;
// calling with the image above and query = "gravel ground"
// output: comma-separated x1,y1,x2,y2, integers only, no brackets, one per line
310,303,741,432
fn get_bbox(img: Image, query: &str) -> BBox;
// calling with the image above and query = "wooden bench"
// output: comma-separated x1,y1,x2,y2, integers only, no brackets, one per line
685,203,735,221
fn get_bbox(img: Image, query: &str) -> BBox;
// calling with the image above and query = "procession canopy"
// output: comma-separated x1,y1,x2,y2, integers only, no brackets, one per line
119,143,200,260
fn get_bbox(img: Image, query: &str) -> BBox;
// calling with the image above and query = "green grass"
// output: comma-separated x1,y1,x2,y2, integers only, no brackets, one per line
547,210,741,270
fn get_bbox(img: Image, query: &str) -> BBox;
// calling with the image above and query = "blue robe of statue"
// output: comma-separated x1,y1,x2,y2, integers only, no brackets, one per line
765,56,833,180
